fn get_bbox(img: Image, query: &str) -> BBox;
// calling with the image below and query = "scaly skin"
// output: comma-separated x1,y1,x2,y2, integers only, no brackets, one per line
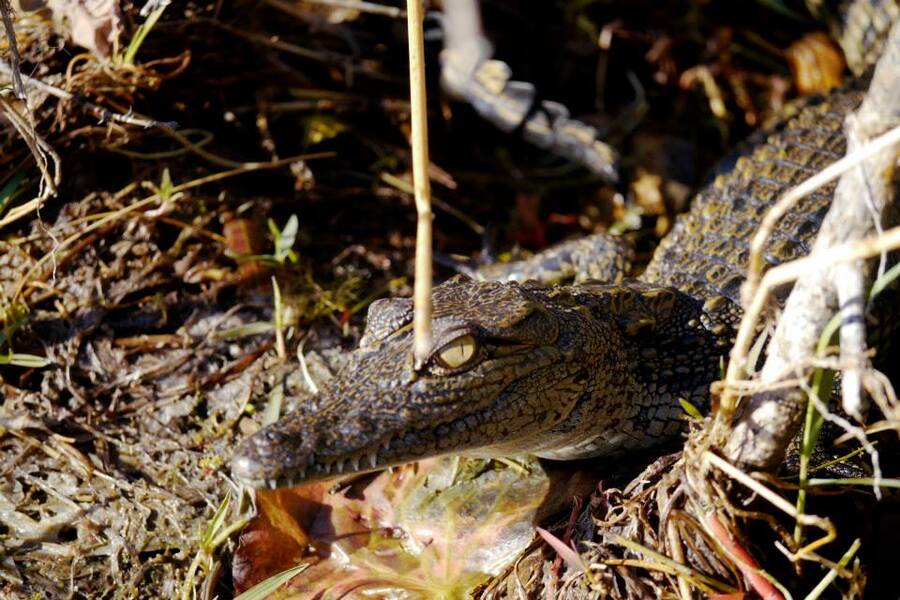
806,0,900,74
233,278,720,488
230,86,886,490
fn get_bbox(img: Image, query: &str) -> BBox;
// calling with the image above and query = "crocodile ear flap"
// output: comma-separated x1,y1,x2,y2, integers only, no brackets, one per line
602,286,681,337
619,315,657,336
360,298,414,349
492,302,560,345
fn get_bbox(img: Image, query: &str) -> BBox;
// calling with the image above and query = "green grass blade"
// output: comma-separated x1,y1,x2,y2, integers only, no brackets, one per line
807,477,900,489
123,3,168,65
202,491,231,547
870,261,900,299
0,352,50,367
234,564,309,600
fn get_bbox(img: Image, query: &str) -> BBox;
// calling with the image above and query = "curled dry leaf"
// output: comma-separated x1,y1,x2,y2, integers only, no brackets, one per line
785,32,845,96
232,483,329,594
19,0,122,57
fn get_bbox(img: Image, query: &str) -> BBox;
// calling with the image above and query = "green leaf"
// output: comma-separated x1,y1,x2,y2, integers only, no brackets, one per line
202,491,231,548
679,398,703,421
263,380,284,427
122,2,168,65
274,215,299,263
807,477,900,489
0,304,29,348
0,171,27,216
870,261,900,299
0,353,50,368
272,277,284,332
159,168,174,201
234,564,309,600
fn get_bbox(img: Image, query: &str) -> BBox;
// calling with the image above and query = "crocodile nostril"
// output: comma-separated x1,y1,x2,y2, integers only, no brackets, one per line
257,427,296,456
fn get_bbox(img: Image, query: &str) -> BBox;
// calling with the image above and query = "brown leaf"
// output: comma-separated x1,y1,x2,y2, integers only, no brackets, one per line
232,522,306,594
785,32,845,95
257,486,329,547
232,484,329,593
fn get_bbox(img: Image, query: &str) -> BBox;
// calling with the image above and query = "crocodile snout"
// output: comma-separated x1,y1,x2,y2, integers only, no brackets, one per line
231,425,309,489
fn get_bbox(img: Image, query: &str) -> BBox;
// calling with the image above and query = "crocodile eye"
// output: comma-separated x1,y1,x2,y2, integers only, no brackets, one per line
435,334,478,369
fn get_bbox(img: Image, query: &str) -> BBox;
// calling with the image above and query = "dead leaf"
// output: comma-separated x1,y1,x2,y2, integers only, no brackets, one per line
785,32,845,95
631,168,666,217
232,523,307,595
233,485,329,593
39,0,123,58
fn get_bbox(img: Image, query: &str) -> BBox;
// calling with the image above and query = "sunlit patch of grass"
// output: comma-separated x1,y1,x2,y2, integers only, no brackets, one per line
0,302,48,367
181,491,251,600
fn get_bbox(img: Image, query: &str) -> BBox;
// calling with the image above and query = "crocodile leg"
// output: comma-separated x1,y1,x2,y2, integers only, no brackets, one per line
805,0,900,74
476,232,634,285
440,0,619,181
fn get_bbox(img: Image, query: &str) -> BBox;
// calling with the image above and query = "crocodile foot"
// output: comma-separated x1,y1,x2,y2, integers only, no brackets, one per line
439,0,619,181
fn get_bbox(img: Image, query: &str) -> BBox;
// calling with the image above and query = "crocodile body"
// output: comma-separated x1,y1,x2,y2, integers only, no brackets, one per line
231,84,890,490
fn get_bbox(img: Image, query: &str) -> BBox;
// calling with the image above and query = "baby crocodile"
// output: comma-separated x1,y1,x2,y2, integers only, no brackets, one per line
232,85,891,490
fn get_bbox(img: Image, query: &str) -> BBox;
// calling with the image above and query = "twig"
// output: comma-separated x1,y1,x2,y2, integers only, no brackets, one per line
0,95,61,223
665,521,694,600
0,0,25,99
299,0,405,18
606,534,734,593
0,58,175,129
379,172,484,235
727,225,900,399
742,121,900,305
705,452,835,555
406,0,433,368
802,538,860,600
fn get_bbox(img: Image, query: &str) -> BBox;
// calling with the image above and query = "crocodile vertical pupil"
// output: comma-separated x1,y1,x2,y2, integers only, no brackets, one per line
436,334,478,368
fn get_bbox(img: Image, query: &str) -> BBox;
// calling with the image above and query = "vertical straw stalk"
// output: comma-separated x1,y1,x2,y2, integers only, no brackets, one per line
405,0,434,367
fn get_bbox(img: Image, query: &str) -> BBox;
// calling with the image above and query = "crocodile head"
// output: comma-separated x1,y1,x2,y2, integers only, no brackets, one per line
231,276,615,489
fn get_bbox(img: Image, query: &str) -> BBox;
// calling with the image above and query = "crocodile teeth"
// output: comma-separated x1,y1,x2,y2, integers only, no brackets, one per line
367,453,378,469
349,456,360,472
266,478,278,490
297,468,306,481
381,440,391,452
321,463,332,475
